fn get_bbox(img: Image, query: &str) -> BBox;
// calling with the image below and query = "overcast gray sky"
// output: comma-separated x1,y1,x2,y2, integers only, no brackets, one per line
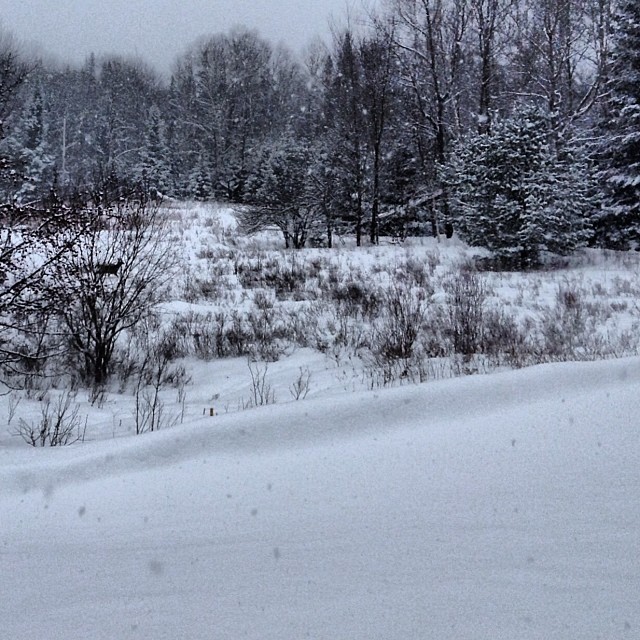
1,0,378,73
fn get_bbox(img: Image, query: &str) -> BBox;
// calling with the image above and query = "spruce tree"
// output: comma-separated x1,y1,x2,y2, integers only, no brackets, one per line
191,154,213,201
595,0,640,247
138,104,172,197
449,106,593,269
0,86,53,203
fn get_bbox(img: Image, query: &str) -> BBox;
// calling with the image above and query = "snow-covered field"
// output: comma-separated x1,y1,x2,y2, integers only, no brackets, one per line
1,203,639,638
1,356,639,639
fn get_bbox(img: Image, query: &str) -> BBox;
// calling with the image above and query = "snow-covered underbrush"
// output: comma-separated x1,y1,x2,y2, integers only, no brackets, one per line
3,201,640,446
167,202,640,377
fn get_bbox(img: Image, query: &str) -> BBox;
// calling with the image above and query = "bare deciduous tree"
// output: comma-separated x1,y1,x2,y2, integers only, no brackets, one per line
0,199,90,387
53,197,178,388
506,0,612,142
469,0,518,133
390,0,471,234
0,28,31,139
360,25,396,244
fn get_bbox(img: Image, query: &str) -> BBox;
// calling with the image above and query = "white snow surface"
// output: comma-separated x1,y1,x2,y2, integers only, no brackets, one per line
1,357,639,639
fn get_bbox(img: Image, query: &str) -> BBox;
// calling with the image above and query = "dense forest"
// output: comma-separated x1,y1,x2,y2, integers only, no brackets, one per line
1,0,639,264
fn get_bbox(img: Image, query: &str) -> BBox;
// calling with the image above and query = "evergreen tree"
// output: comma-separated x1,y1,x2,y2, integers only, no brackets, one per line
172,29,282,201
595,0,640,247
360,30,395,244
379,143,424,238
138,104,172,196
191,153,213,201
39,59,104,190
0,85,54,203
449,106,593,269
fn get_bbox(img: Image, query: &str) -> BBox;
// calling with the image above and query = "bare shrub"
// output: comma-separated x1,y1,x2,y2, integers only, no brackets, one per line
245,359,276,408
364,356,415,389
13,391,87,447
0,197,87,385
1,307,64,393
192,312,229,360
160,316,194,360
234,252,310,300
601,328,640,358
374,284,427,361
246,297,288,362
182,273,225,301
169,310,254,360
394,254,437,289
443,268,488,356
289,366,311,400
88,385,107,408
364,284,430,387
233,253,264,289
110,313,175,393
331,279,382,321
540,285,588,358
266,261,309,301
6,391,21,426
322,303,371,357
413,304,451,358
482,308,533,368
317,262,341,293
133,346,186,434
285,304,321,349
225,311,254,357
134,387,176,434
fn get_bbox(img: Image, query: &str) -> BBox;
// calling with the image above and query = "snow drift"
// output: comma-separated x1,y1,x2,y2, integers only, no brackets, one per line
1,358,639,639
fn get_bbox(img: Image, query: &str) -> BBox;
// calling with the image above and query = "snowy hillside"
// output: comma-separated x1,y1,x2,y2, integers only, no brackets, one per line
2,0,640,633
2,356,638,639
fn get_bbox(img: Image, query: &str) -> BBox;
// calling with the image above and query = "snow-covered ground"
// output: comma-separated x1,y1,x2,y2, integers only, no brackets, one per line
2,202,639,638
2,356,639,639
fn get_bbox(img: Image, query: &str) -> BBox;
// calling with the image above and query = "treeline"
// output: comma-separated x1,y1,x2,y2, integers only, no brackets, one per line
1,0,639,265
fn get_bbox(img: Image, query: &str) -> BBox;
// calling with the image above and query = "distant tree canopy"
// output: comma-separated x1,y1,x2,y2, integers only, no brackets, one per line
1,0,635,257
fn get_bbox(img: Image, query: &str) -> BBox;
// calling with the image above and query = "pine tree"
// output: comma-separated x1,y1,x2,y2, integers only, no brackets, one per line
449,106,593,269
0,86,54,203
595,0,640,247
138,104,172,197
191,153,213,201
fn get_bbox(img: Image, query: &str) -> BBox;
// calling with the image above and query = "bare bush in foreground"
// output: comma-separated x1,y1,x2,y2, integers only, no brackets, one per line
13,390,86,446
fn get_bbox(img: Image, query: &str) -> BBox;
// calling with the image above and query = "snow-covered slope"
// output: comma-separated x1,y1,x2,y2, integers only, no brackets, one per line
2,358,639,639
